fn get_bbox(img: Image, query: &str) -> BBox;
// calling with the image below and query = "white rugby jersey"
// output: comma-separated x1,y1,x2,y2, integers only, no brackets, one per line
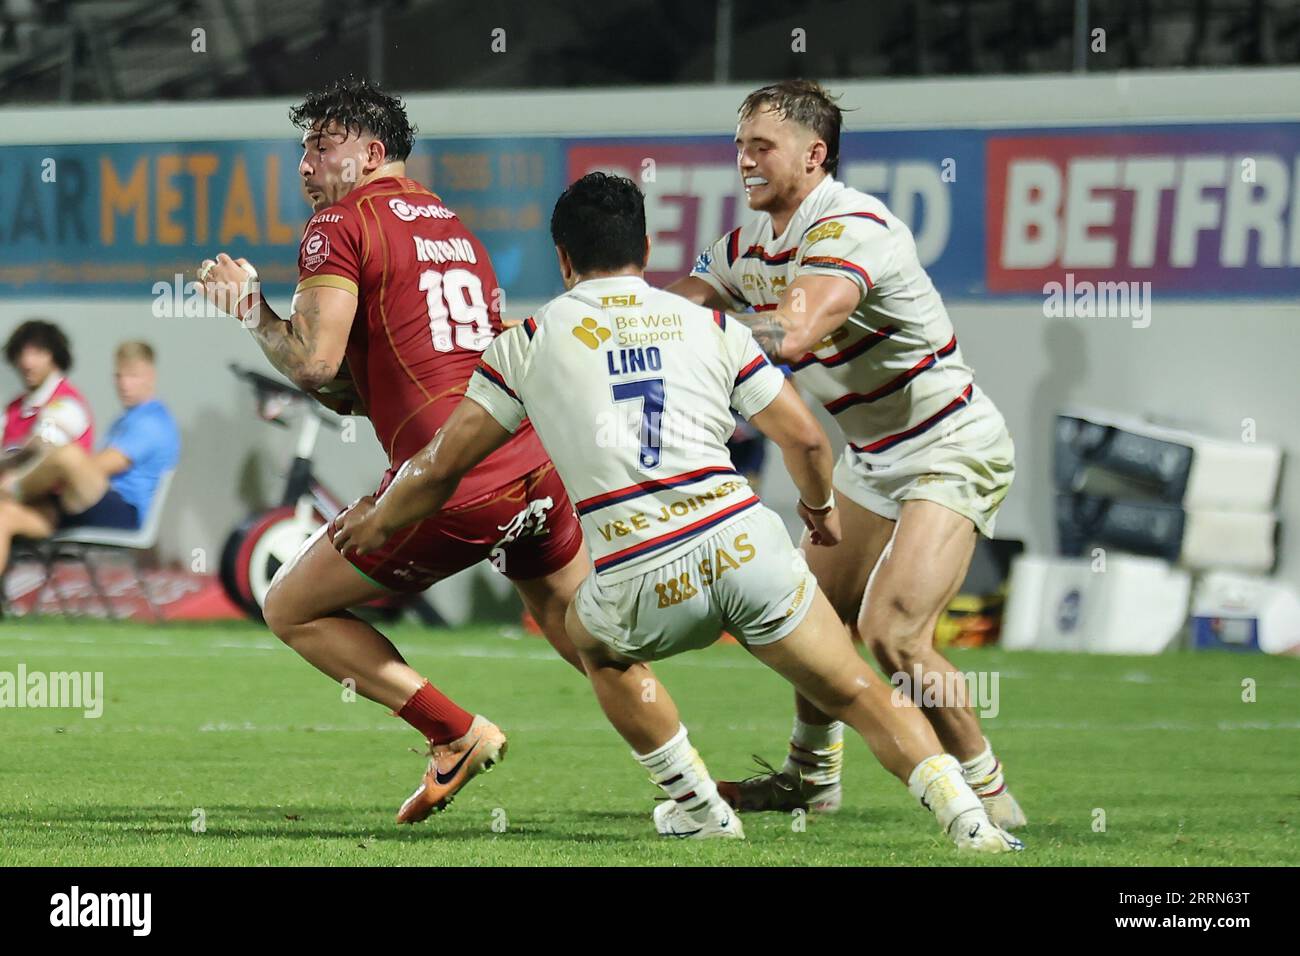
465,275,786,582
692,176,987,464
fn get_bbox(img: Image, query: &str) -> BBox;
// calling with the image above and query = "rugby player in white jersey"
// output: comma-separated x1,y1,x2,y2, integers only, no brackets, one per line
332,172,1022,852
666,80,1026,829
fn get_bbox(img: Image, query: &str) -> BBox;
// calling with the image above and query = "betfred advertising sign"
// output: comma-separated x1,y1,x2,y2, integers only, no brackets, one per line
568,130,986,295
0,123,1295,300
986,125,1300,295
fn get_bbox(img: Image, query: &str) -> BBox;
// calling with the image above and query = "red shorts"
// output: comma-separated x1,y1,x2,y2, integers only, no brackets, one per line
330,460,584,592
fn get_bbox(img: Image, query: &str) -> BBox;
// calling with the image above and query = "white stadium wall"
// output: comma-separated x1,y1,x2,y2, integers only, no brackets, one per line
0,69,1296,582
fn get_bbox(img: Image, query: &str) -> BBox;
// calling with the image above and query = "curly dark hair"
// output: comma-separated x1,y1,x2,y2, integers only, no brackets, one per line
5,319,72,372
740,79,847,177
550,172,648,275
289,76,416,162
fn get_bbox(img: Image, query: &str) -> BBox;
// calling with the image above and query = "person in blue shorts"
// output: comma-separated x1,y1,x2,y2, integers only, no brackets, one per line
0,341,180,572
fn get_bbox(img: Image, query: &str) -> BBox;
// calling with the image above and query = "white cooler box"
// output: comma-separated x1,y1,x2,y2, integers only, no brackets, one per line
1182,510,1277,573
1003,553,1191,654
1056,495,1277,574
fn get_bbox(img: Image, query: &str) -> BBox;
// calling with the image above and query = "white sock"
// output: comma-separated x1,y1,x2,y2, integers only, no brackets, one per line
782,717,844,786
908,754,985,833
635,724,725,825
960,738,1007,797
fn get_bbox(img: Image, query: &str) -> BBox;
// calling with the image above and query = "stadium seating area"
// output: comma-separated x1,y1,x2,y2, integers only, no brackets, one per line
2,0,1299,103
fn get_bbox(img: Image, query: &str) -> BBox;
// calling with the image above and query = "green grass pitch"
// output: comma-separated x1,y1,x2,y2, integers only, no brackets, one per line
1,618,1297,866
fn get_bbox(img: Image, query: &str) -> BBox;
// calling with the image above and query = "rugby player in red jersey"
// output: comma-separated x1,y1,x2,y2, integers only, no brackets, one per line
197,77,588,823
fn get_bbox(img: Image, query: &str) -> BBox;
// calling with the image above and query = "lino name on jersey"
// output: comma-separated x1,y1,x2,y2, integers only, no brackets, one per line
464,275,786,583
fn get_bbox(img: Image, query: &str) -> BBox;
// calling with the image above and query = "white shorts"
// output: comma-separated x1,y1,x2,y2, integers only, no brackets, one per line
834,389,1015,537
573,506,816,662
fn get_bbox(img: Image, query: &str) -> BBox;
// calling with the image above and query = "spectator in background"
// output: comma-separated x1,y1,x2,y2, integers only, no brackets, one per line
1,319,94,459
0,340,180,572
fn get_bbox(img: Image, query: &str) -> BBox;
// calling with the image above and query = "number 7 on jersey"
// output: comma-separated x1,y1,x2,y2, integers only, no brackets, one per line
612,377,665,470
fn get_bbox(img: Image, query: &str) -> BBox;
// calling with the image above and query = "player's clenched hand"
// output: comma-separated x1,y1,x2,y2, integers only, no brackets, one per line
197,253,261,322
332,495,392,557
797,502,841,547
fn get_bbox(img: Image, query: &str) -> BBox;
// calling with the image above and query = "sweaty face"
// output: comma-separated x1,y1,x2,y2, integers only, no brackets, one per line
735,105,822,217
114,358,155,408
298,122,378,211
14,345,56,391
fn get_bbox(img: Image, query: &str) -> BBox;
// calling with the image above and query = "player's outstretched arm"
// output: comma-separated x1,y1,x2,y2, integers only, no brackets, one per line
332,399,512,556
665,275,731,309
743,273,861,364
746,381,840,546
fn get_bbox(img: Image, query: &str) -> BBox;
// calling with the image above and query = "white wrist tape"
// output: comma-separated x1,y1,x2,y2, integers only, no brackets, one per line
800,490,836,513
234,263,262,323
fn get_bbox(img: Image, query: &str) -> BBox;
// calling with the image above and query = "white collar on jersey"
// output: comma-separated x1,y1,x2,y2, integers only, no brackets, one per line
567,274,650,304
21,373,65,416
765,174,842,248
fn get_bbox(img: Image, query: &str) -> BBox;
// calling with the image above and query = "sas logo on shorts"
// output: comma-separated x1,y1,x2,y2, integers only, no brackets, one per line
301,231,330,272
572,317,612,350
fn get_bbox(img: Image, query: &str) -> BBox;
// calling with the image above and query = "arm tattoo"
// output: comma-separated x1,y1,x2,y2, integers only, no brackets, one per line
741,313,791,363
249,292,336,389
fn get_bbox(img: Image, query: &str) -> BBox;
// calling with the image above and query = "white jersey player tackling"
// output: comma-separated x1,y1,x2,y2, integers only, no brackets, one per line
667,80,1026,828
333,172,1021,852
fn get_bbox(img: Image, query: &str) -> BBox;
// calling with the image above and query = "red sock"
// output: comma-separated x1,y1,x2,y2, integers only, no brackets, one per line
397,681,474,745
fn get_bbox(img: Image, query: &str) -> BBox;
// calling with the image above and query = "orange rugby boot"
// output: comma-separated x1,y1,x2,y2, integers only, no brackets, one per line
396,715,508,823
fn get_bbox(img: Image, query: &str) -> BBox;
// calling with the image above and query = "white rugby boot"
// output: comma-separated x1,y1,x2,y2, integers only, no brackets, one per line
653,799,746,840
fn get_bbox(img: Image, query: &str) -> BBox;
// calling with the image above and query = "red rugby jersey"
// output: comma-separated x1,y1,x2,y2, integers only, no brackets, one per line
295,177,547,506
2,375,94,452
